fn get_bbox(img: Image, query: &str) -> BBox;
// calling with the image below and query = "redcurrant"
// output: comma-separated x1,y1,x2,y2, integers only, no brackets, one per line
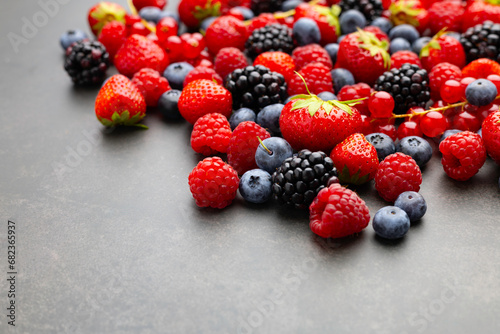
420,111,449,137
368,91,395,118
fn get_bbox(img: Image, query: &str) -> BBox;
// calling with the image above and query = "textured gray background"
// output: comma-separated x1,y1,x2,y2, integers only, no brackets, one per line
1,1,500,333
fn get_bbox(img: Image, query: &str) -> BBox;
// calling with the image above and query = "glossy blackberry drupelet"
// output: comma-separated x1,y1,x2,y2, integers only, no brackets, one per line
374,63,431,115
245,24,294,59
271,150,338,209
339,0,383,23
460,21,500,64
225,65,288,112
251,0,284,15
64,40,110,85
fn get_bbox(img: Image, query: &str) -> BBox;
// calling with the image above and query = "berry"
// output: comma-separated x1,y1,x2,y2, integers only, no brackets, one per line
272,150,338,209
293,3,340,46
247,13,279,34
428,62,463,98
317,91,337,101
337,82,372,115
462,0,500,31
163,62,194,90
371,17,393,34
339,10,367,35
133,0,166,11
98,21,127,61
255,137,294,174
420,111,449,137
465,79,498,107
251,0,284,15
131,68,171,107
87,2,126,36
339,0,384,23
183,66,223,87
394,191,427,222
158,89,182,120
412,36,431,55
368,91,394,118
282,0,303,12
309,183,370,238
427,1,464,35
229,108,257,130
245,24,294,59
231,6,254,20
293,18,322,46
365,132,396,162
188,157,239,209
487,74,500,93
292,44,333,71
256,103,284,135
64,40,110,86
324,43,339,65
389,38,411,54
389,1,429,35
388,24,419,44
372,206,410,239
462,58,500,78
396,136,432,168
205,16,248,55
461,21,500,64
330,68,355,93
179,32,206,59
440,79,463,104
138,6,162,23
375,152,422,202
191,113,232,155
287,62,333,96
214,47,249,81
178,0,226,29
397,121,422,140
239,169,273,204
227,121,271,175
420,33,466,72
390,50,421,69
60,29,88,50
479,110,500,165
254,51,296,82
439,131,486,181
440,129,463,143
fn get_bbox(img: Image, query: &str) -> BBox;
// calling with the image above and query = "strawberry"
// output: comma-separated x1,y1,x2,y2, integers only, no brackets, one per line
427,1,464,35
178,0,228,29
98,21,127,62
389,0,429,34
95,74,147,128
205,15,248,55
114,34,169,78
329,133,379,185
87,2,126,36
336,29,391,86
462,58,500,78
481,110,500,165
462,0,500,31
294,3,341,45
420,30,466,72
183,65,223,86
132,0,166,11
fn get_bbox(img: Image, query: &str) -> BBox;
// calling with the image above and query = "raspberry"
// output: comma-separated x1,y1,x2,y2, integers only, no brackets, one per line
131,68,171,107
190,113,232,155
247,13,279,34
439,131,486,181
227,121,271,175
428,62,463,98
287,62,333,96
214,47,249,81
183,65,223,87
390,51,422,70
188,157,239,209
254,51,296,82
462,58,500,79
98,21,127,61
375,153,422,202
482,110,500,165
427,1,464,35
309,183,370,239
292,44,333,71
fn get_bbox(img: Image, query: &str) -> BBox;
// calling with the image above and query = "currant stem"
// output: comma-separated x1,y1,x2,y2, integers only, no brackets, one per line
257,136,272,155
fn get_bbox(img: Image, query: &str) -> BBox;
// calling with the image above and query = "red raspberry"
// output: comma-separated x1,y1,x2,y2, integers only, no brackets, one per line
479,110,500,165
375,153,422,202
98,21,127,61
287,62,334,96
254,51,296,82
309,183,370,239
429,62,462,98
191,113,232,155
427,1,464,35
292,44,333,70
390,51,422,70
131,68,171,107
183,65,223,87
439,131,486,181
188,157,239,209
227,121,271,175
205,16,248,55
247,13,279,33
214,47,249,81
462,58,500,79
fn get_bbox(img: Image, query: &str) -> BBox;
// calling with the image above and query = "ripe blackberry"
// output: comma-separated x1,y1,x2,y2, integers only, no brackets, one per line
245,24,294,59
374,63,431,115
339,0,383,22
251,0,284,15
225,65,288,112
271,150,338,209
64,40,110,85
460,21,500,64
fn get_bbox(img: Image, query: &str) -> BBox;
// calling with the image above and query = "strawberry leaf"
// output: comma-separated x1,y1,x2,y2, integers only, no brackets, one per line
331,100,353,115
322,102,333,115
289,94,311,100
291,99,313,111
307,101,323,116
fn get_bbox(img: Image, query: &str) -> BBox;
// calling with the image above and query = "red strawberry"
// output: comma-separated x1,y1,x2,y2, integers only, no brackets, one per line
336,29,391,86
183,65,223,87
294,3,341,45
292,44,333,70
254,51,296,82
287,62,333,96
389,0,429,34
427,1,464,35
205,16,248,55
462,58,500,78
330,133,379,185
481,110,500,165
462,0,500,31
420,31,466,72
95,74,147,128
114,34,170,77
98,21,127,62
214,47,249,81
178,0,228,29
132,0,166,11
87,2,126,36
178,79,233,124
131,68,171,107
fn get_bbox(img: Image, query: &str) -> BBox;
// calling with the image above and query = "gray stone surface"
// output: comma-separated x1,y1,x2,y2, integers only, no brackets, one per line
1,1,500,333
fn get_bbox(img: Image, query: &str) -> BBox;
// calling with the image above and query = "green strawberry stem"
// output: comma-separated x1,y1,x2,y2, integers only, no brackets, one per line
420,28,447,58
257,136,272,155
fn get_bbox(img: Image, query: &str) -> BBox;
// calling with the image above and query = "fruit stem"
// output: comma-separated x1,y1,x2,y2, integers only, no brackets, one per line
127,0,156,33
257,136,272,155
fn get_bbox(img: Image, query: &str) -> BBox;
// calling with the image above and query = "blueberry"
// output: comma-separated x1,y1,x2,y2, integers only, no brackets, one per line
389,24,420,43
445,31,461,41
465,79,498,106
339,9,366,35
163,62,195,90
372,206,410,239
284,95,299,105
439,129,463,143
257,103,284,135
412,37,431,55
293,18,321,46
477,128,482,138
282,0,304,11
139,6,162,24
330,68,355,93
229,108,256,130
255,137,294,174
60,29,88,50
396,136,432,168
324,43,339,65
239,169,273,204
365,133,395,162
337,35,346,44
232,6,255,20
159,10,180,23
370,17,393,34
317,91,337,101
389,37,412,54
200,16,217,33
394,191,427,222
158,90,182,120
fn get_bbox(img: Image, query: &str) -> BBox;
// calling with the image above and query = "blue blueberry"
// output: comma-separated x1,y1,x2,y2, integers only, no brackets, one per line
317,91,337,101
282,0,304,11
158,90,182,120
445,31,461,41
229,108,256,130
330,68,355,93
477,128,482,138
60,29,88,50
372,206,411,240
396,136,433,168
394,191,427,222
232,6,255,20
365,133,396,162
163,62,194,90
324,43,339,65
440,129,463,143
389,24,420,43
159,10,180,23
257,103,284,135
255,137,294,174
340,10,366,35
337,35,346,44
284,95,298,104
139,6,162,24
389,37,412,54
239,169,273,204
465,79,498,106
200,17,217,33
370,17,393,34
412,37,431,55
293,18,321,46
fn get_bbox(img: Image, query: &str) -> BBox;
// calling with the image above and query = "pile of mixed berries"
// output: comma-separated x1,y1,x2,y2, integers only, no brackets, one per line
62,0,500,241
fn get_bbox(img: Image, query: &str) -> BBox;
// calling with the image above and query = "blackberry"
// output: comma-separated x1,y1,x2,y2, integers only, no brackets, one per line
339,0,383,23
225,65,288,111
245,24,294,59
271,150,338,209
64,40,110,85
460,21,500,64
251,0,284,15
374,63,431,115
